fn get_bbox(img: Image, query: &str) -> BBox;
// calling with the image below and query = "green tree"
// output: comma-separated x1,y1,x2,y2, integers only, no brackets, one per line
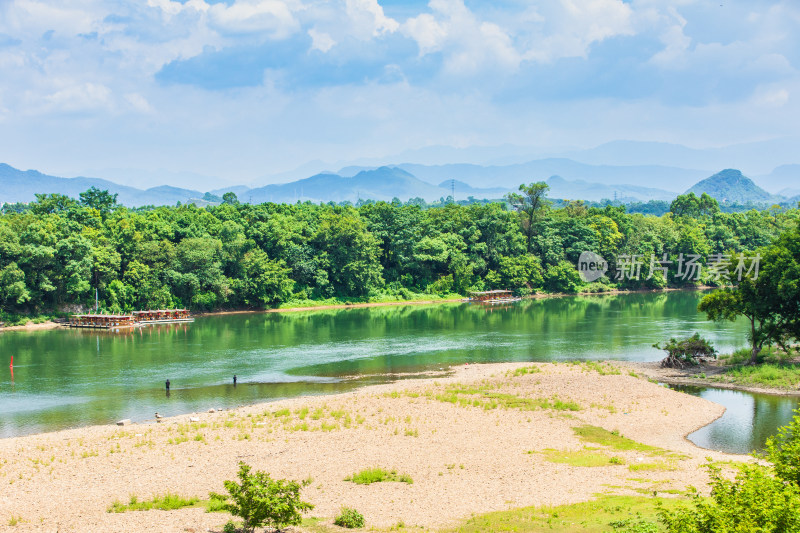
314,209,384,296
222,192,239,205
506,182,550,253
79,187,119,217
237,249,294,306
543,260,582,293
699,226,800,364
211,462,313,533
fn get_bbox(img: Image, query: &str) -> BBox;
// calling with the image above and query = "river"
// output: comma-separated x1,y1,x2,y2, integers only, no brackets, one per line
1,291,796,448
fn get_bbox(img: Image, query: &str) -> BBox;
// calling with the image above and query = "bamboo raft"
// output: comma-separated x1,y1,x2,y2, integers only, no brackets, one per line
68,309,194,329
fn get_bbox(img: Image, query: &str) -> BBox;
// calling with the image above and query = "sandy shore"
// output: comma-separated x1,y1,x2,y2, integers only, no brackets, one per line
0,361,742,532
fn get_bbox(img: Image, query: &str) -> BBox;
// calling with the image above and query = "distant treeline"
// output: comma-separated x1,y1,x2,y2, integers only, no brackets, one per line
0,186,798,316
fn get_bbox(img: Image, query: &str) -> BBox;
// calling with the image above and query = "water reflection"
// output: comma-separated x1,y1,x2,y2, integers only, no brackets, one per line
673,385,800,454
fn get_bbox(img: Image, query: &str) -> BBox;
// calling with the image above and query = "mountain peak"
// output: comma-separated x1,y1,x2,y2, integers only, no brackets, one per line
686,169,772,204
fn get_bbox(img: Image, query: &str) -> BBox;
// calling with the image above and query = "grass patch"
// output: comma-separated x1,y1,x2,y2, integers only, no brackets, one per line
509,365,542,377
540,448,623,467
444,494,683,533
578,361,622,376
108,493,200,513
205,493,228,513
435,387,581,412
628,461,678,472
345,467,413,485
572,425,675,457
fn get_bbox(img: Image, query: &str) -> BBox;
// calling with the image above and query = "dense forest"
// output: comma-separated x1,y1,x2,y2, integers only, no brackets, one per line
0,185,798,318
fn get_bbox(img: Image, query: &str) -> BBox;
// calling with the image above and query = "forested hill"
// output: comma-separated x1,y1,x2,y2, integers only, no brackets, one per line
1,186,798,319
686,169,776,204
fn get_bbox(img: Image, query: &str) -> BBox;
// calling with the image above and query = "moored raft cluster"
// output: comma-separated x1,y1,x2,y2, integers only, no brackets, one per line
67,309,193,329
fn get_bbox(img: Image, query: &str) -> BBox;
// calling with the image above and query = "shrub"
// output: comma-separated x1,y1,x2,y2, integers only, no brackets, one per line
654,333,716,368
210,462,313,533
334,506,365,528
764,407,800,487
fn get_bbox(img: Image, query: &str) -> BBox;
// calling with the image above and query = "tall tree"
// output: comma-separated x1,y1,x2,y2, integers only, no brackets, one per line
506,182,550,253
699,224,800,364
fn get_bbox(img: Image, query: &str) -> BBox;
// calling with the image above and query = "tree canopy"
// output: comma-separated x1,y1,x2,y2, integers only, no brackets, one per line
1,187,798,316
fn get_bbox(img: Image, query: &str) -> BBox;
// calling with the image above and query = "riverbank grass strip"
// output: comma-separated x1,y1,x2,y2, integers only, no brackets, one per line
345,467,413,485
720,363,800,389
107,493,200,513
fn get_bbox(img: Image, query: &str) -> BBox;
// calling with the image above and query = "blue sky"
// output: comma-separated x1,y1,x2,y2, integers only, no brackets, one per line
0,0,798,187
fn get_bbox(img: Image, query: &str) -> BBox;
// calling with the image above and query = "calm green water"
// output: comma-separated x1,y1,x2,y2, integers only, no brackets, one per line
0,292,755,438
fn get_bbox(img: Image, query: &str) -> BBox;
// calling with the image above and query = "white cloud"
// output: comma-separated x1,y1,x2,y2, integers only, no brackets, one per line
403,13,446,55
403,0,520,75
40,82,113,114
308,28,336,52
344,0,399,39
124,92,154,114
524,0,635,62
208,0,299,38
753,85,790,108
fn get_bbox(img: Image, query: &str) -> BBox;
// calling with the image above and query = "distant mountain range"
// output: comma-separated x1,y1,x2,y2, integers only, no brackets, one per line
2,161,798,208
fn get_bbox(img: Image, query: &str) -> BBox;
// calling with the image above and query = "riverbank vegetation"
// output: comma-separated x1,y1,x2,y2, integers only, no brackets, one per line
1,185,798,320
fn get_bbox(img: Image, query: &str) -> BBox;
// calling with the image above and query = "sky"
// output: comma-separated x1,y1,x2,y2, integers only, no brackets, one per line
0,0,799,187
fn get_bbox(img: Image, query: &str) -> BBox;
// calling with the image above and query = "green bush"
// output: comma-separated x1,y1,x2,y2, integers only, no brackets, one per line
765,407,800,487
210,462,313,533
334,506,365,528
654,333,716,368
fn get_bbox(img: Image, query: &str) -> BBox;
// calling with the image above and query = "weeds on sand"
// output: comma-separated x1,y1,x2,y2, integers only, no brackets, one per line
508,366,542,377
345,467,413,485
107,493,199,513
435,386,581,412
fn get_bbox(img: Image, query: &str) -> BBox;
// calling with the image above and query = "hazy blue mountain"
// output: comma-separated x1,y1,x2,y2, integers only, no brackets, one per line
208,185,253,198
562,138,800,178
396,159,702,191
545,176,677,202
79,167,231,191
137,185,204,206
756,164,800,194
686,169,776,204
438,180,511,199
0,163,207,206
0,163,142,204
246,167,497,203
